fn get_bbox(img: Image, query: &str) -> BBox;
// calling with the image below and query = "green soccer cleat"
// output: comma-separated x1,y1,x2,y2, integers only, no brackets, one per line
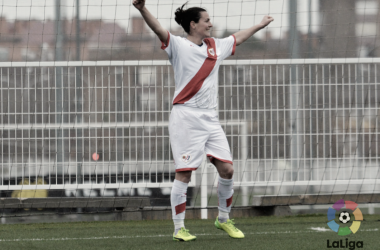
215,217,245,239
173,228,197,242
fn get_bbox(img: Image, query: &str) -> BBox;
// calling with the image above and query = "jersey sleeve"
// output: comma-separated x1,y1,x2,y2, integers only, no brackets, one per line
215,35,237,60
161,32,182,59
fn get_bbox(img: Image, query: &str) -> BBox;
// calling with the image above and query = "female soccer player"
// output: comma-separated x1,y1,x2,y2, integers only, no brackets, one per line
133,0,273,241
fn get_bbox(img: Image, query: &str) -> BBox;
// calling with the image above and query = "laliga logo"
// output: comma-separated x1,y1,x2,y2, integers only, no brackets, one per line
327,199,363,236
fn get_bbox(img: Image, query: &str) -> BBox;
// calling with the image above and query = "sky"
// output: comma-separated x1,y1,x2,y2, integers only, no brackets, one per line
0,0,320,39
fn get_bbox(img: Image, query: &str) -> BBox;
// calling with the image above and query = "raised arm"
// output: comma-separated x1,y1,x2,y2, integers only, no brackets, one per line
133,0,168,43
233,16,274,46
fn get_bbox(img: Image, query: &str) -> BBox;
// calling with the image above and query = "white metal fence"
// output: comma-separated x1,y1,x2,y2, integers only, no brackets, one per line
0,59,379,197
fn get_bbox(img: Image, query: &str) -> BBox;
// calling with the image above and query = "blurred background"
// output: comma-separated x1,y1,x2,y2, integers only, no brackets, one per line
0,0,375,61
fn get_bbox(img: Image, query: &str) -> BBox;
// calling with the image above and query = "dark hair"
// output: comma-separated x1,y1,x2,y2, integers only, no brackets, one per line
174,2,206,34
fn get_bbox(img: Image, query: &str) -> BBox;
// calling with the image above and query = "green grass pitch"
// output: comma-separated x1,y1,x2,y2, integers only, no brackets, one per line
0,214,379,250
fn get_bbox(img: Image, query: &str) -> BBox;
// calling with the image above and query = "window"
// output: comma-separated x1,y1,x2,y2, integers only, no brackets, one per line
0,47,8,61
138,66,154,86
140,92,156,111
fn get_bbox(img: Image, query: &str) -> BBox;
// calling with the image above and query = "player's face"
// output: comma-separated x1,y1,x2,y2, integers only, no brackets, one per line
194,11,213,38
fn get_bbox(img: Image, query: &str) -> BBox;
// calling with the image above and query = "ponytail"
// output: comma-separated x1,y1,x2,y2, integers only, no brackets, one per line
174,2,206,34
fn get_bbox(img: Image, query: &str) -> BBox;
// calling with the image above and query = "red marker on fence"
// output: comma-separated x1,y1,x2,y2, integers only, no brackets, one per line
92,152,99,161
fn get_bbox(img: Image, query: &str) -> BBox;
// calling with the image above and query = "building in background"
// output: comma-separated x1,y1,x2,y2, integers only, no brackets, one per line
0,0,379,61
0,16,164,62
318,0,357,58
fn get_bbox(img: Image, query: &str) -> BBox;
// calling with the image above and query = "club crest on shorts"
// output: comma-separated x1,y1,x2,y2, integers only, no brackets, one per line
181,154,191,163
208,48,215,56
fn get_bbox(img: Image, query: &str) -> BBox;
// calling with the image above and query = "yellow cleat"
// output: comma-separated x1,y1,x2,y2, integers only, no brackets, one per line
215,217,245,239
173,228,197,242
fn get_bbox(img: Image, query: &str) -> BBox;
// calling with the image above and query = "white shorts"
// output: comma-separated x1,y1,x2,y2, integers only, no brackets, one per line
169,105,233,172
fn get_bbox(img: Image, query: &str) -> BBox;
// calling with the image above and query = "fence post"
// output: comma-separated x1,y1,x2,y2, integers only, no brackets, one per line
201,155,208,219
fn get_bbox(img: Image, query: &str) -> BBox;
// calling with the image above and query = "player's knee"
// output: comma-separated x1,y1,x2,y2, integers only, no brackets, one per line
220,167,234,179
225,168,234,179
175,171,192,183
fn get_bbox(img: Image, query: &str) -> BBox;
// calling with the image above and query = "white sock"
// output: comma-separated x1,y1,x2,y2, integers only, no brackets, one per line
171,179,188,232
218,176,234,219
218,210,229,223
174,219,185,235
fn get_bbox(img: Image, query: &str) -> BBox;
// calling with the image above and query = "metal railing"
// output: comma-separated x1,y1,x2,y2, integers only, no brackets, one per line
0,59,379,198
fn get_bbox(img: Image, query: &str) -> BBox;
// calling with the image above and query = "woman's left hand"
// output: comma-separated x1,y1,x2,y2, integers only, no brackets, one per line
260,15,274,28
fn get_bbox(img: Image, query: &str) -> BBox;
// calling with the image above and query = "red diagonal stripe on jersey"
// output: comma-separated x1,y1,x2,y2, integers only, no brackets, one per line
173,38,217,104
226,195,233,207
175,202,187,215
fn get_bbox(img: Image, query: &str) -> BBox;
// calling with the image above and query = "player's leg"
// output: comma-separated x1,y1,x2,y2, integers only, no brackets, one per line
205,118,244,238
171,171,197,241
213,159,244,239
213,160,234,222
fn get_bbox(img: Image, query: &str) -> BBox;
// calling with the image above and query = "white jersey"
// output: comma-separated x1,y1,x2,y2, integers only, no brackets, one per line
161,32,236,109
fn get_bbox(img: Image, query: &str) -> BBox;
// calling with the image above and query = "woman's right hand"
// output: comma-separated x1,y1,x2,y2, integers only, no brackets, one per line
132,0,168,43
133,0,145,10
